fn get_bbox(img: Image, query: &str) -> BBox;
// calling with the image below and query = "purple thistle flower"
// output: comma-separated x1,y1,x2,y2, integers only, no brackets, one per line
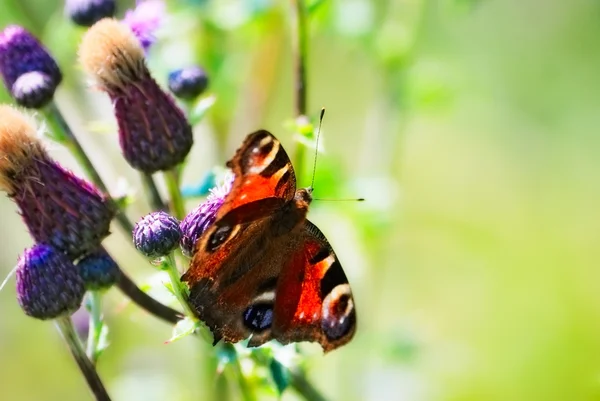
77,248,120,290
0,106,115,259
16,243,86,320
134,211,182,258
79,19,193,174
0,25,62,109
168,66,209,100
65,0,117,27
122,0,165,52
180,173,233,257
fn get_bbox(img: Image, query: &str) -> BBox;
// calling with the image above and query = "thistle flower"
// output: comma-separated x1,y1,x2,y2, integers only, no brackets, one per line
134,211,182,258
78,248,120,290
168,66,209,100
180,173,233,257
65,0,117,27
79,19,193,174
16,243,86,320
122,0,165,52
0,106,115,258
0,25,62,109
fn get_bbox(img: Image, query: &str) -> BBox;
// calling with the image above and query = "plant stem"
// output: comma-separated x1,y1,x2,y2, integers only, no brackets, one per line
141,173,167,212
291,0,309,177
288,367,329,401
86,291,103,365
44,102,134,233
164,253,196,319
116,266,183,324
164,169,186,220
55,316,112,401
224,344,256,401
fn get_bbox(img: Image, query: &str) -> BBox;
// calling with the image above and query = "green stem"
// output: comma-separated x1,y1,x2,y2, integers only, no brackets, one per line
288,367,328,401
164,169,186,220
55,317,112,401
141,173,167,212
86,291,103,365
291,0,309,178
164,253,196,320
223,344,256,401
44,102,134,233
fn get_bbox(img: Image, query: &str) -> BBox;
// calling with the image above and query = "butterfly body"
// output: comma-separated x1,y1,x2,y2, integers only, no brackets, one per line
182,130,356,352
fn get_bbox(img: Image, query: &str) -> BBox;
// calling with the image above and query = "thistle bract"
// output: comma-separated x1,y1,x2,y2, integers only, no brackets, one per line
134,211,182,258
66,0,116,27
78,248,120,290
16,243,86,320
168,66,209,100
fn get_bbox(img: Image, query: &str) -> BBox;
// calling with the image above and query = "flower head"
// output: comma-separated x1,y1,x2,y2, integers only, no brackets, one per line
79,19,193,173
134,211,182,258
78,248,120,290
168,66,209,100
0,106,115,258
0,26,62,109
65,0,117,27
123,0,165,52
16,243,86,320
180,173,233,257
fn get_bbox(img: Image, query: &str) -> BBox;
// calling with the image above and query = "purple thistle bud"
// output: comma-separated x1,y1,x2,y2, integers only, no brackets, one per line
79,19,193,174
11,71,56,109
16,243,86,320
133,211,182,258
0,106,115,259
180,174,233,257
122,0,165,52
77,248,120,290
0,26,62,109
168,66,209,100
65,0,117,27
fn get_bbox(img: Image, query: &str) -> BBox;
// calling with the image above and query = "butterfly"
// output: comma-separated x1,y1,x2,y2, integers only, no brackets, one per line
181,130,356,352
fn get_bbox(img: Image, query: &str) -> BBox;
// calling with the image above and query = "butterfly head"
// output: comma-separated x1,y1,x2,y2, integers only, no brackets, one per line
294,187,313,211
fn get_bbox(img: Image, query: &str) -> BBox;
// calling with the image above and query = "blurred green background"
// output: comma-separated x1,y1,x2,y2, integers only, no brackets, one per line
2,0,600,400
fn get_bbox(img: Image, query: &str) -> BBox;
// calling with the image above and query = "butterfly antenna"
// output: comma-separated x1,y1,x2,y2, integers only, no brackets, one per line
310,108,326,190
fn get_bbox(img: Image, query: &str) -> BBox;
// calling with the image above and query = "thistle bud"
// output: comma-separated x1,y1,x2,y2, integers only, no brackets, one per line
78,248,120,290
180,174,233,257
134,211,182,258
122,0,165,52
65,0,117,27
16,243,86,320
168,66,209,100
79,19,193,173
0,106,115,258
0,26,62,109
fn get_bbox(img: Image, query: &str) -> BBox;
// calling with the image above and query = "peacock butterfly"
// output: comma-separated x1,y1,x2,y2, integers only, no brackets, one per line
181,129,356,352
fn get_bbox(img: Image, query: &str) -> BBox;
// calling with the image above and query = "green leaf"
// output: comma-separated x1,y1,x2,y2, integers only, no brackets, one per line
165,317,198,344
269,358,290,395
95,322,110,359
188,95,216,126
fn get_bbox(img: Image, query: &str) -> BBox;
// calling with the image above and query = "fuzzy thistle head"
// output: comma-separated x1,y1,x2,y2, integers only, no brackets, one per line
123,0,165,52
0,26,62,109
16,243,86,320
0,106,115,258
79,18,146,91
180,174,233,257
134,211,182,258
78,248,120,290
66,0,117,27
79,18,193,173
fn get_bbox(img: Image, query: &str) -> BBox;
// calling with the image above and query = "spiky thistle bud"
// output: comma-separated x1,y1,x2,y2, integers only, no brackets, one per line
168,66,209,100
134,211,182,258
79,19,193,174
78,248,120,290
65,0,117,27
0,106,115,258
180,173,233,257
122,0,165,52
0,26,62,109
16,243,86,320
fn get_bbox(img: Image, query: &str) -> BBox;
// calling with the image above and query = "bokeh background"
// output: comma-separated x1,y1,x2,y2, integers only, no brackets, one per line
1,0,600,400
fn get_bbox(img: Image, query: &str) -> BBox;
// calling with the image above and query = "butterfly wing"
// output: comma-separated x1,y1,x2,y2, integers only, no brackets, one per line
182,130,298,343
